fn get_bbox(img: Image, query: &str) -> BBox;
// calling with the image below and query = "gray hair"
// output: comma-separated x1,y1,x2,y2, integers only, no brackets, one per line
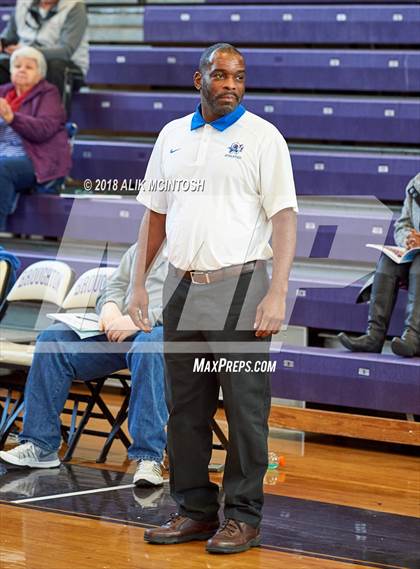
10,46,47,79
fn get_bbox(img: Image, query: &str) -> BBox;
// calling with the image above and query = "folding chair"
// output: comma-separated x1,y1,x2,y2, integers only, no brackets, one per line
0,260,12,311
0,260,74,447
55,266,132,462
58,278,227,464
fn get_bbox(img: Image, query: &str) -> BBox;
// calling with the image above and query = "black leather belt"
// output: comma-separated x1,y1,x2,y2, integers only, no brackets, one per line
171,260,266,285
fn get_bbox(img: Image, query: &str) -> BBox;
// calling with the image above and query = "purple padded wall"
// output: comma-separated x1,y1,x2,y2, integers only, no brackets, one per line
271,346,420,414
6,195,397,262
144,5,420,45
72,140,420,201
72,91,420,145
206,0,420,3
87,46,420,93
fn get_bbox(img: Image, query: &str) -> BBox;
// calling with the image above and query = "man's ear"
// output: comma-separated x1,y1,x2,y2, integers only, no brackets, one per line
193,71,202,91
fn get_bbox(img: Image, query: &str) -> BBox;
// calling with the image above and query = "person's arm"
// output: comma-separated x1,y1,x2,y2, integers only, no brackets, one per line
9,84,66,142
254,126,298,338
0,13,18,48
127,209,166,332
96,245,138,341
35,3,88,61
96,246,134,316
394,183,415,248
127,126,169,331
254,208,296,337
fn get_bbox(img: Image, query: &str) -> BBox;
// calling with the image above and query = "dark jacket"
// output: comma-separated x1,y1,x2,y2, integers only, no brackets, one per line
0,79,71,183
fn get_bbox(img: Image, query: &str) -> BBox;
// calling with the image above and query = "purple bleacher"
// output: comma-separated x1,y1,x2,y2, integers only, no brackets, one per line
270,346,419,414
290,277,405,336
72,140,420,201
206,0,419,3
4,236,407,336
144,5,420,45
6,194,398,263
291,150,420,199
0,7,11,31
72,140,152,183
72,91,420,145
87,46,420,94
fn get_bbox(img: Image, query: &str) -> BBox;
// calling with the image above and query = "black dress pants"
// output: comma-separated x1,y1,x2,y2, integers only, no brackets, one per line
163,265,271,528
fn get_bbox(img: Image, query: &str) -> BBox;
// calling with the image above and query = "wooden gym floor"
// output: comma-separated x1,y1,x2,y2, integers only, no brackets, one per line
0,395,419,569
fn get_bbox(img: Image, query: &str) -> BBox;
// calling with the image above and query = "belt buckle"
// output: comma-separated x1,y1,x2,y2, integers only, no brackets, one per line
190,271,211,285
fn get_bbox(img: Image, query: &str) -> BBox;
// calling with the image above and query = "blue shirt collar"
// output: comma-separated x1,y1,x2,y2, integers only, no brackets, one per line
191,104,246,132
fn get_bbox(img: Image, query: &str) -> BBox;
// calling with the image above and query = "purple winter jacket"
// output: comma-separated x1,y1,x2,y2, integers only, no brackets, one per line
0,79,71,183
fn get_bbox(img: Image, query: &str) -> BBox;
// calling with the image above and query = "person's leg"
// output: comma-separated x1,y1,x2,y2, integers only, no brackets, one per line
45,59,68,99
213,269,270,523
144,275,220,544
0,157,36,231
20,324,126,451
46,59,84,112
0,53,10,84
339,254,404,352
215,343,271,529
164,277,220,521
126,326,168,463
205,267,270,554
392,254,420,357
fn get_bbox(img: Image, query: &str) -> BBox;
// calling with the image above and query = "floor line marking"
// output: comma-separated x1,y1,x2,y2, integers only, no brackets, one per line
12,483,135,504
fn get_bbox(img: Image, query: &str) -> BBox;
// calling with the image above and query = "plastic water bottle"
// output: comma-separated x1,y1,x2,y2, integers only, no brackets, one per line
268,451,279,469
267,451,286,470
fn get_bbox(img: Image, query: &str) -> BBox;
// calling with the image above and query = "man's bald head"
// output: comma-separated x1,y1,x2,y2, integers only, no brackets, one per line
199,43,244,74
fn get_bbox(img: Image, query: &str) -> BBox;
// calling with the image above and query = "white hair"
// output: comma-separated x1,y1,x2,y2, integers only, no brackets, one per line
10,46,47,79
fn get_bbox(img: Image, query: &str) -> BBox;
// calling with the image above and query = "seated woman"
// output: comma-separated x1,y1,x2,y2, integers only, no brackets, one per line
0,46,71,231
339,173,420,358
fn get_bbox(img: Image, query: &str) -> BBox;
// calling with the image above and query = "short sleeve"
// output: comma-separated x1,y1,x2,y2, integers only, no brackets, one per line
259,128,298,219
136,130,168,214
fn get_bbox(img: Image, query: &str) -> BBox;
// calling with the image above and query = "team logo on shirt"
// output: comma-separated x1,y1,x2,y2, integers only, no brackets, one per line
226,142,244,159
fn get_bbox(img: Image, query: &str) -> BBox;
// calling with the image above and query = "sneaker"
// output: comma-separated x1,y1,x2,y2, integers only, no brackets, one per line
133,460,163,487
0,468,61,498
0,442,60,468
132,486,165,509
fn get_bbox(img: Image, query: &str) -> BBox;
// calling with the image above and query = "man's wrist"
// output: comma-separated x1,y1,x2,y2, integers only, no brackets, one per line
268,283,288,297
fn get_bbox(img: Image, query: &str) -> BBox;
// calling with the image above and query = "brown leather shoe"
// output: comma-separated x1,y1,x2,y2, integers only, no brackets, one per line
206,519,261,554
144,513,219,544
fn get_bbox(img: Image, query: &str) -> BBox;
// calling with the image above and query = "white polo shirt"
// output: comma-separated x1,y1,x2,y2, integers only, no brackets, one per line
137,105,297,271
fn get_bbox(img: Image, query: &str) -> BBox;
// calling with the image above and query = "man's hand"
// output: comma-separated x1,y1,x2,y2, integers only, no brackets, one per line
406,230,420,250
104,315,139,343
254,291,286,338
98,302,123,332
0,98,14,124
5,44,20,55
127,286,152,332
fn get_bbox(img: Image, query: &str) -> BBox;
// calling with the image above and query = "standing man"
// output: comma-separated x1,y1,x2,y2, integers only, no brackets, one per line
129,43,297,554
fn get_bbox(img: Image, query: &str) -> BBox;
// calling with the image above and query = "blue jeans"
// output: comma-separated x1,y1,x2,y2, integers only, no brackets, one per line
0,156,36,231
20,323,168,462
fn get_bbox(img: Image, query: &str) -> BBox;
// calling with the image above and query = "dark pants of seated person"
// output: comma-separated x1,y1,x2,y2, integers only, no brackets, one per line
0,55,83,113
0,54,11,84
0,156,36,231
340,253,420,354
